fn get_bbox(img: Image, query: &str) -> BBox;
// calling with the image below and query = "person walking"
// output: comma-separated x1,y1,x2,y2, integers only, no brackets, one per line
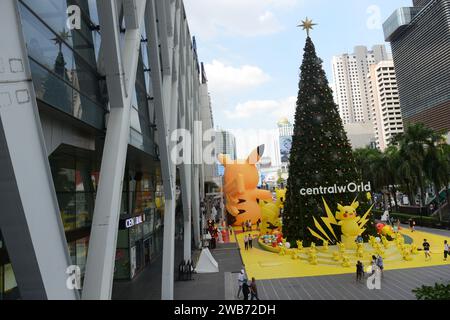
237,269,246,298
242,280,250,301
248,234,253,249
241,222,245,233
409,219,416,232
371,255,378,275
250,277,259,300
376,255,384,277
423,239,431,260
244,235,249,251
356,261,364,282
444,240,449,262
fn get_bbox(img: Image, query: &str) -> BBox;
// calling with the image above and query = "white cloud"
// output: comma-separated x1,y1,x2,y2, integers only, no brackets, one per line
205,60,270,94
225,96,297,120
183,0,301,39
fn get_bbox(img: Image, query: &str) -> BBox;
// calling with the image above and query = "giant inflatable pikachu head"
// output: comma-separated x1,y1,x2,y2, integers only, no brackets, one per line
218,145,265,194
219,145,272,226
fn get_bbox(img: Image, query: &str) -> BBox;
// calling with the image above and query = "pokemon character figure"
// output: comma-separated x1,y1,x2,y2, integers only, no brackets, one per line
260,203,282,235
335,201,363,237
219,145,273,226
275,188,286,209
308,198,373,250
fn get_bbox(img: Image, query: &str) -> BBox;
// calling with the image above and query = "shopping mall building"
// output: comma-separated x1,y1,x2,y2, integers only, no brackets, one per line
0,0,217,300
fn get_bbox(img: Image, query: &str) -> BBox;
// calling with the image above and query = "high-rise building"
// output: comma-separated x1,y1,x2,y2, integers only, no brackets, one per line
0,0,212,300
368,61,404,151
277,118,293,165
332,45,389,124
215,130,237,161
199,63,219,193
383,0,450,132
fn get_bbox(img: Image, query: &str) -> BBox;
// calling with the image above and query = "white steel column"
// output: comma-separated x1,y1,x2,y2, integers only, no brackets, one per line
180,164,192,261
0,0,77,300
191,102,202,249
145,0,177,300
82,0,147,300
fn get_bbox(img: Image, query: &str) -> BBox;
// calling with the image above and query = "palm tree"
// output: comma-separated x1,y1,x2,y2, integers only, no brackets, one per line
385,146,402,211
424,134,450,219
353,124,450,219
396,123,434,209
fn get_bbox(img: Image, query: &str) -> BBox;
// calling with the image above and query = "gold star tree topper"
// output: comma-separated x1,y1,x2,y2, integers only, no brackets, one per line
298,17,317,37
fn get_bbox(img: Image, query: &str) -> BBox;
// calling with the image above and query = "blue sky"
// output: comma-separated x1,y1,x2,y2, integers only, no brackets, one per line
183,0,412,158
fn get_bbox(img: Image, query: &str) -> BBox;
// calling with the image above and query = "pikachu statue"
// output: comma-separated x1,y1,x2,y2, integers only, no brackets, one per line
342,255,351,268
322,240,329,252
296,240,304,252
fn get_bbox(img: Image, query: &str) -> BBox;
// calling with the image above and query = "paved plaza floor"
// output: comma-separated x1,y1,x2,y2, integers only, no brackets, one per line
256,264,450,300
113,226,450,300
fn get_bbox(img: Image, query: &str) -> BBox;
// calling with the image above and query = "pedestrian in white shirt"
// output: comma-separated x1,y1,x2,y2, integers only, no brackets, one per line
237,269,246,298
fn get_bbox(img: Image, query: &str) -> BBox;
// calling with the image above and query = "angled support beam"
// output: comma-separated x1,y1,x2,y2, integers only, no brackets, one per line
0,0,77,300
145,0,177,300
82,0,147,300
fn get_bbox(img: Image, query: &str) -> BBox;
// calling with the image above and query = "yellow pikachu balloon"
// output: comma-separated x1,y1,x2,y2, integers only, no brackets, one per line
219,145,273,226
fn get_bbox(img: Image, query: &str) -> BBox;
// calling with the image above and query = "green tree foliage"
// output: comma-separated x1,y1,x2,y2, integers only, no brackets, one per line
354,123,450,219
413,283,450,300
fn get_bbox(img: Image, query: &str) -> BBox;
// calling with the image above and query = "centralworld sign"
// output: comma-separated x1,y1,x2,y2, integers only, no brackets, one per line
299,182,372,196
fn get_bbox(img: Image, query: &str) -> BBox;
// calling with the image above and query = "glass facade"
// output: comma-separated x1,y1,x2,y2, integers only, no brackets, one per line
386,0,450,131
0,231,20,300
1,0,173,299
383,7,422,42
18,0,107,129
114,171,165,280
47,146,165,285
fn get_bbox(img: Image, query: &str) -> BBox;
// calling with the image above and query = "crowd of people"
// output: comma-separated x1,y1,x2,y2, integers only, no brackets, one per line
240,219,262,232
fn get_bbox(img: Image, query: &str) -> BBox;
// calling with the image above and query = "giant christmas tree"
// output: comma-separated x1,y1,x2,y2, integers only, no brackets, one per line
284,20,364,246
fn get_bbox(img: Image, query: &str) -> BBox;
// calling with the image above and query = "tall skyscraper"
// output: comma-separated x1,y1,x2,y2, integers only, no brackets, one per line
215,130,237,160
332,45,389,124
368,61,404,151
383,0,450,132
277,118,294,165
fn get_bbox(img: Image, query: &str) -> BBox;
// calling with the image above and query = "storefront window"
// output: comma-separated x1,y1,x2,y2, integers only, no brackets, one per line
143,209,155,237
129,224,143,244
76,193,93,229
114,248,130,280
117,230,129,249
59,193,77,231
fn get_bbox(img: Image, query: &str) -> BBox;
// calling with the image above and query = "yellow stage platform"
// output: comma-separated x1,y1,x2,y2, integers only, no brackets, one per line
237,228,450,281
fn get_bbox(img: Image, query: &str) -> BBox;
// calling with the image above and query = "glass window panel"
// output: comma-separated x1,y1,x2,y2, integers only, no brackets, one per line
76,237,89,276
4,264,17,293
31,60,105,129
59,193,77,231
51,158,76,193
117,229,129,249
68,241,77,267
19,4,103,104
20,0,98,66
129,224,143,244
76,192,93,229
114,249,130,280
